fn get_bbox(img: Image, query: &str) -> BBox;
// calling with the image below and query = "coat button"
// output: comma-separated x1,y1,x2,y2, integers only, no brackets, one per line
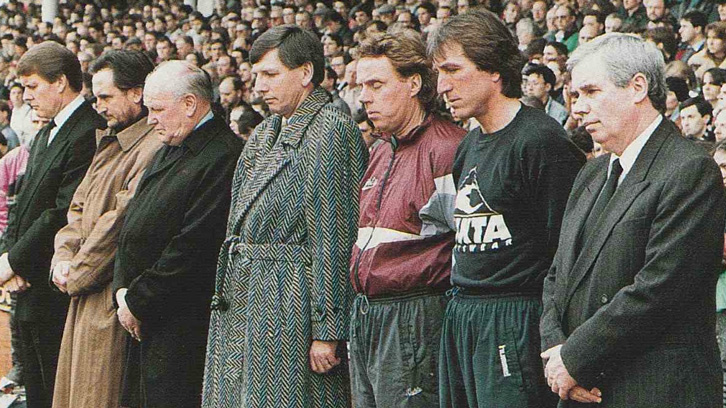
600,295,609,304
211,295,229,311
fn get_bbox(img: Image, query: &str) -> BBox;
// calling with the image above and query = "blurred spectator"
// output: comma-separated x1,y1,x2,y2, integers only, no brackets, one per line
339,59,362,114
618,0,648,30
702,68,726,109
666,76,691,125
175,35,195,60
352,108,378,149
548,4,578,51
677,10,707,63
578,25,599,44
569,126,596,159
8,82,33,148
232,108,263,142
605,12,624,33
643,27,678,61
0,100,18,151
531,0,548,36
523,63,568,124
714,108,726,143
218,75,244,121
582,9,605,35
321,65,351,115
516,18,537,51
680,96,715,141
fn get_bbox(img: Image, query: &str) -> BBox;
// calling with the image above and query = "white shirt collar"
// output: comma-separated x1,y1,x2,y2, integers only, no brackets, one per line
52,94,85,130
48,94,85,146
609,114,663,184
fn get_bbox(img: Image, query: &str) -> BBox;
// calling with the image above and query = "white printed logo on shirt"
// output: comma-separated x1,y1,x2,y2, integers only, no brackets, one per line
454,167,512,253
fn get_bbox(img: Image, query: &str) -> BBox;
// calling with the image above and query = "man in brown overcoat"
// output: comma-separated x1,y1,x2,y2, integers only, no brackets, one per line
50,51,161,408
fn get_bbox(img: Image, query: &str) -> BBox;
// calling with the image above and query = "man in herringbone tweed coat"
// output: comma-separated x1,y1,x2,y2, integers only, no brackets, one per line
203,26,367,407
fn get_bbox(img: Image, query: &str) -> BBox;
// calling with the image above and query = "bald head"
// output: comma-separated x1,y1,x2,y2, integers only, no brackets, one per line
579,25,599,43
145,60,213,103
144,61,214,146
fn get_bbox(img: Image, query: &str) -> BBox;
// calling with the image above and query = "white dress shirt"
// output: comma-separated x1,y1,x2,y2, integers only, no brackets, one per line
609,114,663,186
48,94,85,146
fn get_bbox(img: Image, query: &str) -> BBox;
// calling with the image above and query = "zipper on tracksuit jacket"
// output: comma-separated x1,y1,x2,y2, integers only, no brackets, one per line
352,136,399,295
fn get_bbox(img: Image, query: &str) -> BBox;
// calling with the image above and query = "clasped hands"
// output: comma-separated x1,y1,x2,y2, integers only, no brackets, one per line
310,340,341,374
541,344,602,404
116,288,142,342
0,253,30,293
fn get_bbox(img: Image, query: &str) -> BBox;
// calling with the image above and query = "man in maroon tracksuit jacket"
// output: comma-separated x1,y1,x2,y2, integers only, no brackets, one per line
349,29,466,408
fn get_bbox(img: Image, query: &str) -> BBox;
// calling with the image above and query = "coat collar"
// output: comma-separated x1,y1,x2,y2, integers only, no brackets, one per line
181,114,222,155
276,87,331,149
561,118,672,311
96,116,154,152
376,113,434,146
226,87,330,234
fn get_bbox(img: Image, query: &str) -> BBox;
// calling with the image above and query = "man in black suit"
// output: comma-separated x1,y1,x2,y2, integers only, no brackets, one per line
540,33,726,407
0,41,104,407
112,60,243,408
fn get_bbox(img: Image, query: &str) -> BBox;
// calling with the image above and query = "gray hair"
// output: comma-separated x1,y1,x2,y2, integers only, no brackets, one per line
567,33,667,112
146,60,213,103
516,18,535,36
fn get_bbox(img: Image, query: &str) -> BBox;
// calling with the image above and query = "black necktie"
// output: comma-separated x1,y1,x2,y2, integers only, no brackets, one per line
582,159,623,245
30,119,56,168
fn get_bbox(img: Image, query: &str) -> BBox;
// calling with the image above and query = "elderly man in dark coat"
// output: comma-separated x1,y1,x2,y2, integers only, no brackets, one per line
111,60,243,408
203,25,367,408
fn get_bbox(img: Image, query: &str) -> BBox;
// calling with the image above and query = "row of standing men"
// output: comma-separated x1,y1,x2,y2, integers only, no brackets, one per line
3,8,726,408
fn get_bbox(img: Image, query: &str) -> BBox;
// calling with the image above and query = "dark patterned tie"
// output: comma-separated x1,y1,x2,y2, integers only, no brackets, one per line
582,159,623,247
29,119,56,171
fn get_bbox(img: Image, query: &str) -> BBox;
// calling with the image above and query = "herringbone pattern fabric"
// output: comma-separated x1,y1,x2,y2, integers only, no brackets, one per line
203,88,367,408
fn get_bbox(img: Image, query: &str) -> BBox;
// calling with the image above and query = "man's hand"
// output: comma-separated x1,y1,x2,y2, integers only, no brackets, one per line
569,386,602,403
309,340,341,374
116,288,142,342
51,261,71,293
3,275,30,293
0,253,15,285
541,344,580,400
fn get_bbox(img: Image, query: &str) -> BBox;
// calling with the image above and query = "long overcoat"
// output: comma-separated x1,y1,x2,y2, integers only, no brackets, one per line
51,119,162,408
203,88,367,407
112,115,243,408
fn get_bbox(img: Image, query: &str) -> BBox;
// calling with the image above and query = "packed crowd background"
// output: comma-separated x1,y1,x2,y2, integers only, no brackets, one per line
0,0,721,158
0,0,721,407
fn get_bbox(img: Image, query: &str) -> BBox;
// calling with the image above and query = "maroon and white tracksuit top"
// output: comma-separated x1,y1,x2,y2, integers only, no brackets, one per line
350,115,466,297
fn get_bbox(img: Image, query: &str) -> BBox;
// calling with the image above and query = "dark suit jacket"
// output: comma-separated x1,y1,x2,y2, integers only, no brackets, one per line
541,118,726,408
112,115,243,408
4,99,104,323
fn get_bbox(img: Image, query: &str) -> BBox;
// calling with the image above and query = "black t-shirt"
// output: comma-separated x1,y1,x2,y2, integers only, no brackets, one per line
452,104,585,294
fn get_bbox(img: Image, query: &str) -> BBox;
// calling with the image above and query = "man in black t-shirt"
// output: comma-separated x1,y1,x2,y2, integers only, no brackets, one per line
429,9,584,407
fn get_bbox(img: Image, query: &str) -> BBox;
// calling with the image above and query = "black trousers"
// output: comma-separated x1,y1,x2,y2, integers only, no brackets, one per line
17,318,65,408
438,291,558,408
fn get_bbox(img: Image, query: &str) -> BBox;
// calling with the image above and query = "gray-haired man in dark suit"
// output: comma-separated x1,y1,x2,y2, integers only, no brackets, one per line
541,33,726,407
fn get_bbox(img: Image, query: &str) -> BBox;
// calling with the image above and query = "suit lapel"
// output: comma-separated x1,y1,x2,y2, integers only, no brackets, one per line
556,165,606,303
229,87,330,232
16,103,88,221
562,120,670,309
